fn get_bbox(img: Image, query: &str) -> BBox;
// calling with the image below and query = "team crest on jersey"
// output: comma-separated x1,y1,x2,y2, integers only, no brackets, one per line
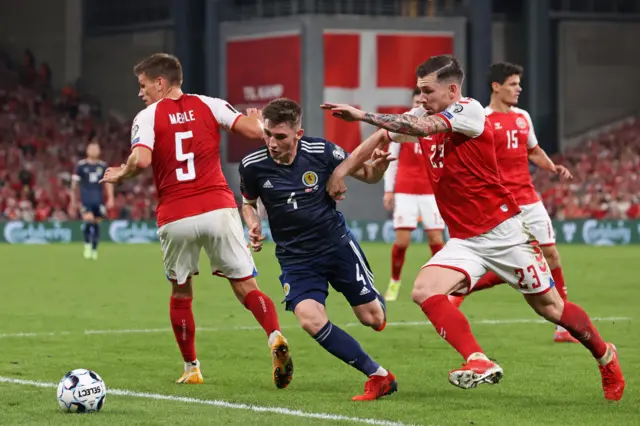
516,117,528,130
283,283,290,296
302,171,318,187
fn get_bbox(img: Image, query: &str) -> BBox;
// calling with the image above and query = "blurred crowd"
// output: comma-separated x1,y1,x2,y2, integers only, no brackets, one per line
0,49,157,223
533,118,640,220
0,49,638,223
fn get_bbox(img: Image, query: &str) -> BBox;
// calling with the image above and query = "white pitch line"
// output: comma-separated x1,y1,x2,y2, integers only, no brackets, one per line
0,317,631,339
0,377,411,426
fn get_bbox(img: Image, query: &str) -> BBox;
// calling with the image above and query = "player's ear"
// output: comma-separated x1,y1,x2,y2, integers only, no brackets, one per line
491,81,500,94
296,128,304,139
449,83,458,98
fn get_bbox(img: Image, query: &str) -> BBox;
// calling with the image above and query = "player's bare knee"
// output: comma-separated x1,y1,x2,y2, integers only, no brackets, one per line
542,245,561,269
230,277,259,304
426,230,444,246
394,229,412,249
537,302,564,323
394,239,410,250
411,279,438,304
526,291,564,323
367,309,385,330
355,304,385,329
171,278,193,298
294,300,328,336
297,312,327,336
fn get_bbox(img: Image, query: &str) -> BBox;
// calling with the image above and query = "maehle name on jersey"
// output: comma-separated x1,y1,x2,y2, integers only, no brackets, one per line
169,110,196,125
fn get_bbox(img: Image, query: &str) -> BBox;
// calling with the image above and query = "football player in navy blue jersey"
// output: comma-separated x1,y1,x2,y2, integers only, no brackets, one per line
239,98,397,401
70,140,114,260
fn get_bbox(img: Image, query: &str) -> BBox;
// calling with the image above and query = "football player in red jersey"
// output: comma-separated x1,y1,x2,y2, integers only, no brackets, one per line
383,88,445,301
101,53,293,389
448,62,577,343
321,54,624,401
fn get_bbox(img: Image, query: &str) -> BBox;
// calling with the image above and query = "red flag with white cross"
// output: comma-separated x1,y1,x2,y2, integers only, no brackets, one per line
323,30,454,152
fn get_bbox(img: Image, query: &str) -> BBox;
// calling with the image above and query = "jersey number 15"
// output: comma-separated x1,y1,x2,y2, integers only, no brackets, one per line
175,131,196,182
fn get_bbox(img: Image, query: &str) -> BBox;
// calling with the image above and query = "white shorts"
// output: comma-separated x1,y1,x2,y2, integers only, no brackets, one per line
157,208,256,285
519,201,555,246
425,215,553,296
393,193,445,230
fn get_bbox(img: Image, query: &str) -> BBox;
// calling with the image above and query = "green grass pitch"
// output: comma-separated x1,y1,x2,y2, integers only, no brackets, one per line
0,243,638,425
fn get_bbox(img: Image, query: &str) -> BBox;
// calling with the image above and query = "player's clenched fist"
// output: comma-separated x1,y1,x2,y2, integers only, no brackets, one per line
248,221,266,252
320,103,365,122
326,173,347,201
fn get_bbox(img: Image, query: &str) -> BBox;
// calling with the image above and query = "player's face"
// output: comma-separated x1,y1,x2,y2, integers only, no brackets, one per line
86,143,100,159
416,74,458,114
137,73,163,106
411,94,421,108
495,74,522,106
263,121,303,162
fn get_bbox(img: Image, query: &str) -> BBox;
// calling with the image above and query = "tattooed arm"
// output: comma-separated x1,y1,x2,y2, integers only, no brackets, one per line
361,112,450,137
321,102,451,137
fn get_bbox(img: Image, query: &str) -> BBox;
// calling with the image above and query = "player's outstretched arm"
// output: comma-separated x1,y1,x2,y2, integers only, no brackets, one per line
528,145,573,180
321,103,449,137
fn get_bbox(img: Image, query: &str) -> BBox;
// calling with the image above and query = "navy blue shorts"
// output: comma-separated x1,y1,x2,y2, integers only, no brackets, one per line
279,235,380,311
80,203,106,218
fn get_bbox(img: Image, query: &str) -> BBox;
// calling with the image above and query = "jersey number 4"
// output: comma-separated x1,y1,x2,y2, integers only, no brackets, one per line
175,131,196,181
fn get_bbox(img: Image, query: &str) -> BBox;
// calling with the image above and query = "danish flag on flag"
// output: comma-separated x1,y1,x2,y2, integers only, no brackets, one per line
323,31,454,152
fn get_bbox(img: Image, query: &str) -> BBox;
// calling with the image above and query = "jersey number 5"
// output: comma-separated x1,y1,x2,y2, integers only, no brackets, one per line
175,131,196,182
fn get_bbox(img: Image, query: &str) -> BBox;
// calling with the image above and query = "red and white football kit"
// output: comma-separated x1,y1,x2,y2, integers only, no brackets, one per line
388,99,552,295
384,138,444,231
132,94,255,284
486,106,555,246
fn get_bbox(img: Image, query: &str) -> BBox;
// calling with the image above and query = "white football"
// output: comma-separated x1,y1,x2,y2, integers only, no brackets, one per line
56,369,107,413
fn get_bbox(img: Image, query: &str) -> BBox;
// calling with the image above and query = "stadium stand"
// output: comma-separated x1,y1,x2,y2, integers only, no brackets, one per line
533,117,640,219
0,49,637,222
0,49,157,222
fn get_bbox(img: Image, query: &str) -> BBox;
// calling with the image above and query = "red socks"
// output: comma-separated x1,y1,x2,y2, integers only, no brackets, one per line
391,244,407,281
429,243,444,256
551,267,568,300
244,290,280,336
559,302,607,359
420,295,483,359
170,297,196,362
471,271,504,293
